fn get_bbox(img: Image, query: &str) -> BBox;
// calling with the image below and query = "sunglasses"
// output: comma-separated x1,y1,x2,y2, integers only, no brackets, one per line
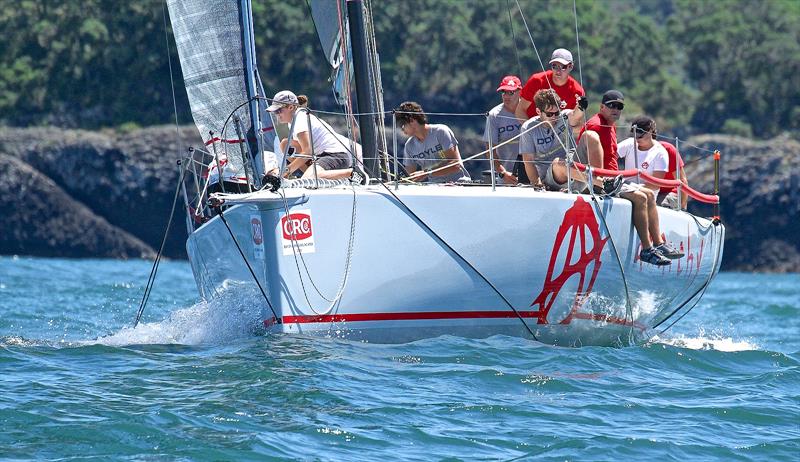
542,109,560,117
500,90,519,95
604,102,624,110
275,106,287,114
551,63,571,71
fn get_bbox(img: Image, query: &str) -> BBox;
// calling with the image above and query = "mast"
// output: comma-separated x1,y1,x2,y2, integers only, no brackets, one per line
346,0,379,179
240,0,263,185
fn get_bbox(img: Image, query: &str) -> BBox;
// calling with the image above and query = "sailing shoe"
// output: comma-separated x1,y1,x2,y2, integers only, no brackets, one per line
640,247,671,266
602,174,624,196
654,242,685,259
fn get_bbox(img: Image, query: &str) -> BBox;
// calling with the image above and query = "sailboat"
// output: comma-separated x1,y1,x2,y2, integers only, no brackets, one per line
166,0,724,346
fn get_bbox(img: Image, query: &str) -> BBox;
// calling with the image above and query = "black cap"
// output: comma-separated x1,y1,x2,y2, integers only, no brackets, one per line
601,90,624,105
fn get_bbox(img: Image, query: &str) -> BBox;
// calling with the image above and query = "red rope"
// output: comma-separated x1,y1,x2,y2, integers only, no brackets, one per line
573,162,720,204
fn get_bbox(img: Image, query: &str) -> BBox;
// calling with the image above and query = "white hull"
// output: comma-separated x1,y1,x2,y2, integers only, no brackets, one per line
187,185,724,346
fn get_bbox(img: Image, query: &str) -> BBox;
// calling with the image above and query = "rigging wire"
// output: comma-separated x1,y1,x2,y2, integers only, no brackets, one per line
216,208,281,323
162,1,182,150
133,159,187,328
652,219,723,334
585,181,636,344
572,0,588,130
506,0,523,78
312,147,542,342
132,2,188,329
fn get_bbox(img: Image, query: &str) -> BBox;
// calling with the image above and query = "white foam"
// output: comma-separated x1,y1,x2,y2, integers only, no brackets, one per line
652,328,760,352
90,294,264,347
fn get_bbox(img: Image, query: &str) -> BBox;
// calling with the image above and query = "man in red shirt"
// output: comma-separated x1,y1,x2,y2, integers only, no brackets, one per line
578,90,624,172
578,94,682,265
515,48,586,121
658,141,689,210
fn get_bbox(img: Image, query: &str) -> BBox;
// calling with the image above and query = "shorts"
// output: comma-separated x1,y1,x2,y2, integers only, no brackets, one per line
313,152,352,170
620,181,647,194
657,191,680,209
208,181,251,194
542,163,588,193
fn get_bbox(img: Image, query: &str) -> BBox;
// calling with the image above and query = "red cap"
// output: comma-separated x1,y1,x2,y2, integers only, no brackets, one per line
496,75,522,92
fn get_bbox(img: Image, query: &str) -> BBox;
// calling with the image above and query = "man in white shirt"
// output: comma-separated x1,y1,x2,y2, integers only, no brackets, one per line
616,116,684,265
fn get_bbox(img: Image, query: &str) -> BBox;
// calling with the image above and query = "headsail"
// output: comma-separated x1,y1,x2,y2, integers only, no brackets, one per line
166,0,275,185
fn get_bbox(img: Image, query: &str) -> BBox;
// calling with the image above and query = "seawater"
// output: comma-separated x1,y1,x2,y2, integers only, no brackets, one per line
0,256,798,461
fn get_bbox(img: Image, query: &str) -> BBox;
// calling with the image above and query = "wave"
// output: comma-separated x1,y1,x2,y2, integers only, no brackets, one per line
88,289,265,347
650,327,760,352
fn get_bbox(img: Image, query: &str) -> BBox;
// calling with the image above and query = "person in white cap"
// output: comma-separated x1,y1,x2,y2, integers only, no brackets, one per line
268,90,355,179
484,75,523,184
515,48,586,121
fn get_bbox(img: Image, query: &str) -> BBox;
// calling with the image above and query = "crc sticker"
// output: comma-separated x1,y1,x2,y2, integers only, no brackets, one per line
280,209,315,255
250,214,264,260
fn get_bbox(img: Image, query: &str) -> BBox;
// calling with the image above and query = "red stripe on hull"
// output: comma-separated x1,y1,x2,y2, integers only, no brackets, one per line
277,310,644,330
283,310,538,324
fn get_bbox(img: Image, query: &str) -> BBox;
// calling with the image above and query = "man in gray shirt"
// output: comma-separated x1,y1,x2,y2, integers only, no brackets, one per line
484,75,523,184
519,89,587,190
396,101,471,184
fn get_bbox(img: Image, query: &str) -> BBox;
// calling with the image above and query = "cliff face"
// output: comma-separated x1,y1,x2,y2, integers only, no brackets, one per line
0,126,797,271
0,126,202,259
682,134,799,272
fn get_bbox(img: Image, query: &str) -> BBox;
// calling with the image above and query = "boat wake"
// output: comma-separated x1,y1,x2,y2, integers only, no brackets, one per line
91,294,265,347
650,328,759,352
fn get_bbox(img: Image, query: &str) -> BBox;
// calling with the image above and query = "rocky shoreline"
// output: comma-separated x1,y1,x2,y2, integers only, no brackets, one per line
1,126,797,272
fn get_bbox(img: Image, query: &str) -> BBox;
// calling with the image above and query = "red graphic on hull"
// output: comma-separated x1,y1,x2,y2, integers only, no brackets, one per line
530,197,607,325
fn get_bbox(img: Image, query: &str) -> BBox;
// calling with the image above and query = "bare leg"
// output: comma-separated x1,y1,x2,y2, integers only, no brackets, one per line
300,165,353,180
552,131,610,187
582,130,604,170
643,188,665,246
551,158,609,189
620,189,652,249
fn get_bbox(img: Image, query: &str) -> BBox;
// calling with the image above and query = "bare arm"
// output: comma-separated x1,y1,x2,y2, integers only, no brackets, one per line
486,144,518,184
679,167,688,209
404,163,428,182
648,171,666,192
295,131,312,154
568,107,585,129
521,152,542,186
429,145,466,177
515,98,532,121
284,133,311,176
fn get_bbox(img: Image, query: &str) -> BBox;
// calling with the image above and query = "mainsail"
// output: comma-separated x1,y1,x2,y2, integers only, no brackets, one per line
166,0,275,185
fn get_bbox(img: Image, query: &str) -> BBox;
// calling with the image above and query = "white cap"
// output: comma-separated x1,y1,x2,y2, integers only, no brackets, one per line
549,48,573,65
267,90,298,112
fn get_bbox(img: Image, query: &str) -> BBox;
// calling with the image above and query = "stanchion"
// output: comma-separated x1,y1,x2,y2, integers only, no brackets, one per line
713,150,721,224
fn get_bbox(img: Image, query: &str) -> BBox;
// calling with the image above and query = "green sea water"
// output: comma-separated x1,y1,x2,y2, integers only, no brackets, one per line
0,257,798,461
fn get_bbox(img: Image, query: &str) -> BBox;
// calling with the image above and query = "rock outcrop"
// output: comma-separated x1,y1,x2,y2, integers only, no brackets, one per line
0,126,797,272
680,134,799,272
0,126,202,259
0,153,155,258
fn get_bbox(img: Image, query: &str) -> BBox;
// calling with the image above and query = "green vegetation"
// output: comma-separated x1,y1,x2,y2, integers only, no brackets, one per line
0,0,797,139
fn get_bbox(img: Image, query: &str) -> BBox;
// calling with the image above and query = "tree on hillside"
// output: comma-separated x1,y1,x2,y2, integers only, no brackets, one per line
0,0,797,140
0,1,187,127
669,0,800,137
